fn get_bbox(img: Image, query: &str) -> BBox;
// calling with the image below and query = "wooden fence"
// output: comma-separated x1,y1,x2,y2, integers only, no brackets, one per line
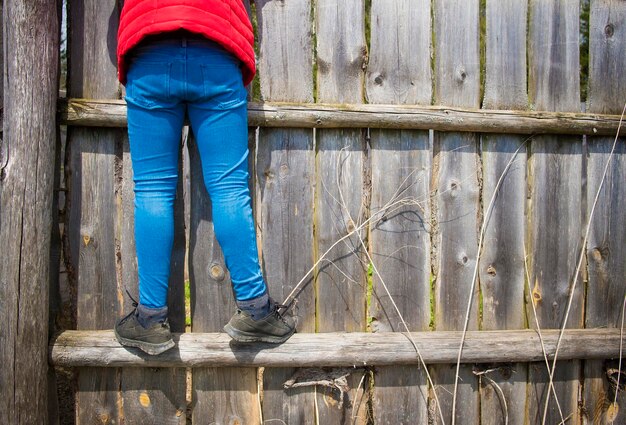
3,0,626,424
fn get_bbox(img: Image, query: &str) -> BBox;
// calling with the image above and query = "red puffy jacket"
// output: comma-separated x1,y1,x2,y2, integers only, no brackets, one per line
117,0,256,86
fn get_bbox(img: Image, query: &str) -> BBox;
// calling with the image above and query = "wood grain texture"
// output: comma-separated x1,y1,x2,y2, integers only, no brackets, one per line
482,0,528,111
584,1,626,424
256,0,313,102
369,131,431,424
527,1,582,424
433,1,480,109
315,1,368,423
188,135,260,424
316,0,367,104
0,0,58,423
369,133,431,332
366,1,432,423
256,130,316,422
431,1,480,424
479,1,529,424
61,98,626,136
66,1,124,423
365,0,432,105
51,328,625,367
255,1,317,422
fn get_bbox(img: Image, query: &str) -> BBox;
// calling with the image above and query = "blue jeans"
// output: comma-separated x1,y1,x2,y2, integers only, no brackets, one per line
125,37,267,308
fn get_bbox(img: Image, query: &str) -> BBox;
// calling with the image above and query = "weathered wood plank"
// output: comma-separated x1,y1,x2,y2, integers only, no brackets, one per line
431,1,480,424
256,127,316,422
527,1,583,423
0,0,58,423
366,1,432,423
188,135,260,424
315,0,369,422
61,98,626,136
584,1,626,424
66,1,124,423
50,328,625,367
254,1,317,422
365,0,432,106
369,130,431,424
479,1,529,424
256,0,313,103
118,139,187,425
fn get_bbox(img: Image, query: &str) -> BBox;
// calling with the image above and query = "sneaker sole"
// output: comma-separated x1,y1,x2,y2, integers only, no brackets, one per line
114,329,175,356
223,323,295,344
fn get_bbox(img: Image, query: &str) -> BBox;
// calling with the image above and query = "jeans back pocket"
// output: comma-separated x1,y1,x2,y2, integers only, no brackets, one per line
125,61,173,109
200,64,247,110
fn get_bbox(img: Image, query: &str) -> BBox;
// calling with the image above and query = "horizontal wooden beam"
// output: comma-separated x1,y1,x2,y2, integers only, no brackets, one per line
50,328,623,368
59,98,626,136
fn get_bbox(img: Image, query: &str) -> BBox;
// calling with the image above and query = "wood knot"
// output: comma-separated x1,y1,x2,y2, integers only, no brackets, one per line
139,391,151,407
374,75,384,85
607,403,619,423
591,245,609,263
487,265,496,276
346,220,356,233
209,264,225,281
532,278,542,305
98,413,110,424
457,253,469,266
456,66,467,82
449,180,460,197
591,248,603,262
605,23,615,38
279,163,289,177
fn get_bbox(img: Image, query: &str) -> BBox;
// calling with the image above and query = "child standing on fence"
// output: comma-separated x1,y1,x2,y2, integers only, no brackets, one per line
113,0,295,355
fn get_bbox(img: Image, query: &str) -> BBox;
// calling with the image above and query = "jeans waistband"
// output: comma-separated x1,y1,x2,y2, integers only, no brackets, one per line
129,31,235,63
132,30,226,53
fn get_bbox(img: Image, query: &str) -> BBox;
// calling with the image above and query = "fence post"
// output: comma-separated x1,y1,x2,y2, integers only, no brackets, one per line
0,0,59,424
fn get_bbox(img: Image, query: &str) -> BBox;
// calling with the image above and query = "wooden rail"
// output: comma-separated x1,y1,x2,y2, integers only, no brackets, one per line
50,328,623,368
59,98,626,136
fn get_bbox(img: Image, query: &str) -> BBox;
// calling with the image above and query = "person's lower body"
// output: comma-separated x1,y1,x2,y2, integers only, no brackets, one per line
114,35,294,354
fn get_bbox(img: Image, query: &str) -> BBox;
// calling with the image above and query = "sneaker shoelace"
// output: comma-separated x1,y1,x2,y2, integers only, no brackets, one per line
271,300,292,324
118,289,139,324
119,290,170,328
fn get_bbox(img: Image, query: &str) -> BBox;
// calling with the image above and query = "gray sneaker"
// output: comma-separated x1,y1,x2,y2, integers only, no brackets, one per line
224,300,296,344
114,302,175,355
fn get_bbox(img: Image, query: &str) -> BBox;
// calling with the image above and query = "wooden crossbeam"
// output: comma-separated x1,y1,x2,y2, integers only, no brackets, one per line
50,328,623,368
59,99,626,136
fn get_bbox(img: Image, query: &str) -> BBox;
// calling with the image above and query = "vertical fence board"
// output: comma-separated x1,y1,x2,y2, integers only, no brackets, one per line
119,140,187,424
67,1,124,423
189,134,260,424
584,1,626,424
0,0,58,423
254,1,316,422
479,1,528,425
431,1,481,424
366,1,431,423
316,0,369,423
527,1,582,424
368,130,431,424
